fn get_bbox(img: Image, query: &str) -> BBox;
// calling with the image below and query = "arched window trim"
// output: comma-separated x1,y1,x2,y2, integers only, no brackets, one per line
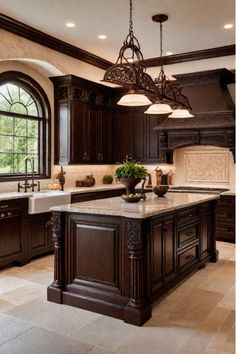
0,71,51,181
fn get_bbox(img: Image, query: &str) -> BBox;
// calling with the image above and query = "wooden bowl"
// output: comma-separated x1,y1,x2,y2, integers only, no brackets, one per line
153,185,169,197
122,194,141,203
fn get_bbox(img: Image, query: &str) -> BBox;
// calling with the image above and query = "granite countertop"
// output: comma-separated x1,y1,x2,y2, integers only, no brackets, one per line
64,184,124,194
0,184,124,201
51,192,219,219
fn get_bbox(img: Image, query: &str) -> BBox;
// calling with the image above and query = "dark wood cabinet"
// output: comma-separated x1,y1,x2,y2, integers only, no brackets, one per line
28,212,53,258
0,198,29,269
51,75,114,164
113,107,165,163
216,195,235,243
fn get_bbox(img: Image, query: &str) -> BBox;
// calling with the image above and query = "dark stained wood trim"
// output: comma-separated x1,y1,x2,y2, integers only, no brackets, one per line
143,45,235,68
0,13,112,70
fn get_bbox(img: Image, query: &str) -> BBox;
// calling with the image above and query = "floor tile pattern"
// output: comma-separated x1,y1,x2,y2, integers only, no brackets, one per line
0,241,234,354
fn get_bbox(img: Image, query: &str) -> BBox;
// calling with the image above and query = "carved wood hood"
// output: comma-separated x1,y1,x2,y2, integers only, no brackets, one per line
155,68,235,163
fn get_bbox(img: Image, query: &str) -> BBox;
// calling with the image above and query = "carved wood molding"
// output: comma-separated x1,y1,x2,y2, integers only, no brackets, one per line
50,212,64,288
143,45,235,68
125,221,143,251
0,13,112,70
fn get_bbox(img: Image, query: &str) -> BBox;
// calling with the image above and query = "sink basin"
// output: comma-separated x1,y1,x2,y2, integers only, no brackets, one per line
29,191,71,214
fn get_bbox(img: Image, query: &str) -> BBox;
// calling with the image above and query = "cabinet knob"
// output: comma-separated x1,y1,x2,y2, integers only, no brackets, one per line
0,213,4,218
97,153,103,161
7,212,12,216
83,152,90,160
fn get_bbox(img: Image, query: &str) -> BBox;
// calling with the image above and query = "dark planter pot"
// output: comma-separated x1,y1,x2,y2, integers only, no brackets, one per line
119,177,141,195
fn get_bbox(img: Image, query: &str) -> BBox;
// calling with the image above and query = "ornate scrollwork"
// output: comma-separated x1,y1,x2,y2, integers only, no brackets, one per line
58,86,68,100
125,222,143,251
50,213,62,248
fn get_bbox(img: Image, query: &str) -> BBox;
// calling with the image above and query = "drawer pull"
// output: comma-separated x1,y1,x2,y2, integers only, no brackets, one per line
185,231,194,236
216,227,229,232
185,254,194,261
0,205,9,209
217,214,228,217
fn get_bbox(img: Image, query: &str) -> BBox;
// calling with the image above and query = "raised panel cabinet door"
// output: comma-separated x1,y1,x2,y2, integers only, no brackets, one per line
83,104,98,162
132,111,147,162
96,108,112,162
200,206,211,258
163,218,176,282
146,115,164,162
113,108,133,163
70,101,85,163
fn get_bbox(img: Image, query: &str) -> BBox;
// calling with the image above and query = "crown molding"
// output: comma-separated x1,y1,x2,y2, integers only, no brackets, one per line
0,13,234,71
143,45,235,67
0,13,112,70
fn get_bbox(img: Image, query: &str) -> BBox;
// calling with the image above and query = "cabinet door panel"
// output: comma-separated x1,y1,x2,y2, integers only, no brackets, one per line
113,109,133,162
71,101,84,162
83,105,97,161
164,218,176,280
97,108,112,162
132,112,146,161
0,213,22,257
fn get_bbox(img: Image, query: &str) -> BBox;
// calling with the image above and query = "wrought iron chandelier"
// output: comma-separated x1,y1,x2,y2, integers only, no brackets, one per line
144,14,193,117
102,0,156,106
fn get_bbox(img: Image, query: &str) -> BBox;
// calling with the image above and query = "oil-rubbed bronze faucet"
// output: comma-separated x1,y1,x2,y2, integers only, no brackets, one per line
18,156,40,192
56,166,66,191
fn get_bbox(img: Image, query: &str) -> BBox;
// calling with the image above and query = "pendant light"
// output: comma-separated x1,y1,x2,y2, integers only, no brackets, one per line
103,0,155,106
145,14,193,117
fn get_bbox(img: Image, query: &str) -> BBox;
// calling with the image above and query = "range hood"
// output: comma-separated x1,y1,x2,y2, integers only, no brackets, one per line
155,68,235,163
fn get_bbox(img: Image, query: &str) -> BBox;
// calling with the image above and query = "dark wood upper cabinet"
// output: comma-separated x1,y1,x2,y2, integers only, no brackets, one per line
113,107,166,163
52,70,235,165
51,75,114,164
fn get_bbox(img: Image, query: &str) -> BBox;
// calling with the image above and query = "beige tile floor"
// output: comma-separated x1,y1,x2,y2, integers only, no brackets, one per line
0,241,234,354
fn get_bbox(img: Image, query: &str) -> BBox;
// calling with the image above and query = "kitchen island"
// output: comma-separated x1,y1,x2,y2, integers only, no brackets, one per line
48,192,219,325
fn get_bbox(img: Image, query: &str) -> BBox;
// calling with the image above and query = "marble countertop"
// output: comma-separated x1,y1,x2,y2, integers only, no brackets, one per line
0,192,33,201
51,192,219,219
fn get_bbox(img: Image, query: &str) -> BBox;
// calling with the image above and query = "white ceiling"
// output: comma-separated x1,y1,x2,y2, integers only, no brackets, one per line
0,0,235,63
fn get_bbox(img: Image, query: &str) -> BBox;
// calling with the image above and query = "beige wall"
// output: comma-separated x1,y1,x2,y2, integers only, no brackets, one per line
0,29,235,192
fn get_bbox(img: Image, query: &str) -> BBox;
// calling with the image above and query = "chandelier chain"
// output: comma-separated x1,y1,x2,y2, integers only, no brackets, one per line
129,0,134,38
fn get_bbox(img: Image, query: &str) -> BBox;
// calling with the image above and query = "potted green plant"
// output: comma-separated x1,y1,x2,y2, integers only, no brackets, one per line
114,157,148,195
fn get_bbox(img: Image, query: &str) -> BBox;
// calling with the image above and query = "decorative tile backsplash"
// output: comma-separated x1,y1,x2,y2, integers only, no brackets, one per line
184,151,229,183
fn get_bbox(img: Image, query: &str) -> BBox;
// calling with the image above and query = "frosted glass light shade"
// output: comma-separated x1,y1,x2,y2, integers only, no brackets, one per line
144,103,173,114
169,109,194,118
117,94,152,106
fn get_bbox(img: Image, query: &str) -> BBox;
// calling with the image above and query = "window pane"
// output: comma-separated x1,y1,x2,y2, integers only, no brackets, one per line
15,118,27,136
27,102,38,116
19,87,31,105
0,116,13,135
28,120,38,137
0,136,13,152
0,93,11,111
27,137,38,153
13,154,27,173
14,137,27,153
10,102,28,115
7,84,19,103
0,153,14,173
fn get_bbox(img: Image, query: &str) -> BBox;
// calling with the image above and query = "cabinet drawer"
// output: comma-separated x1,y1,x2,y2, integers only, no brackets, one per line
178,245,199,272
216,225,235,235
177,208,198,227
216,210,234,222
178,224,198,247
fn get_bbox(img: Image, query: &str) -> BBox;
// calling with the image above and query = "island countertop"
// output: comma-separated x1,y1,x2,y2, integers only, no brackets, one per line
50,192,219,219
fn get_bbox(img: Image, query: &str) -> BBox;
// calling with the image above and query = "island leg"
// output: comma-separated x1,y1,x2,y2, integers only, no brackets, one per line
123,221,151,326
47,212,65,304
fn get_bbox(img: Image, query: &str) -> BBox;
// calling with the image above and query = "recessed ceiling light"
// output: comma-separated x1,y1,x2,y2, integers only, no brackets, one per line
166,51,173,56
66,22,75,28
98,34,107,39
224,23,233,29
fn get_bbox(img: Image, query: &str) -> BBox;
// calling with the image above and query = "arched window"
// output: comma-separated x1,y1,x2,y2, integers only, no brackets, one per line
0,71,51,180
